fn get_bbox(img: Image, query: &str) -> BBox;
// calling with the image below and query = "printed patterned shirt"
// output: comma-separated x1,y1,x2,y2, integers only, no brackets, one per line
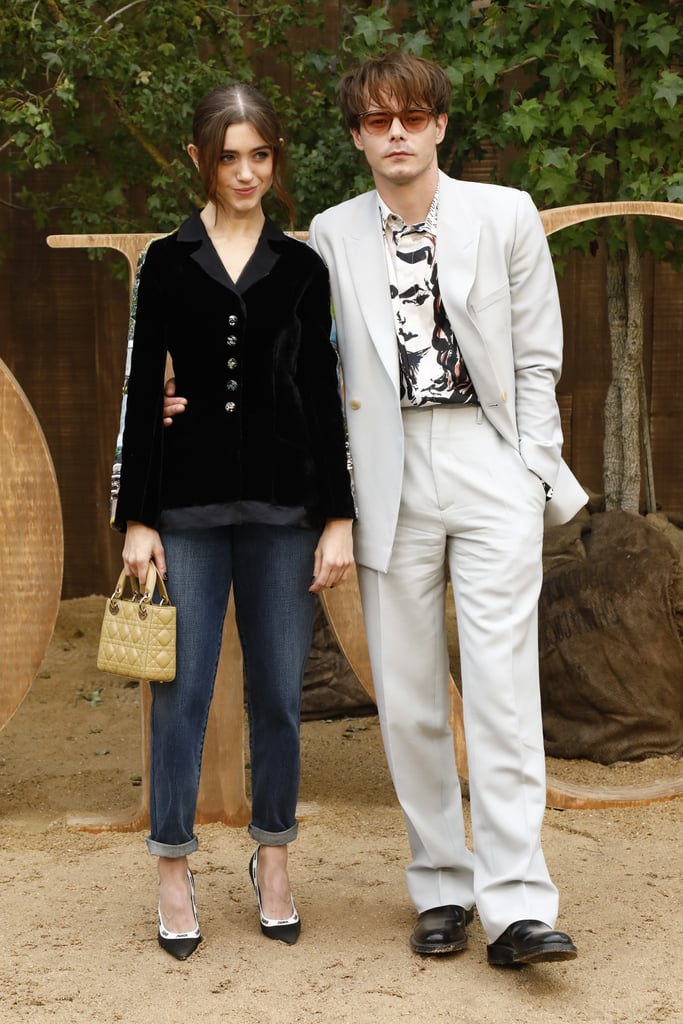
380,189,479,408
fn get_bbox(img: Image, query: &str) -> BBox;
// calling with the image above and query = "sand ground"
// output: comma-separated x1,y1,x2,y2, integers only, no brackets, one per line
1,597,681,1024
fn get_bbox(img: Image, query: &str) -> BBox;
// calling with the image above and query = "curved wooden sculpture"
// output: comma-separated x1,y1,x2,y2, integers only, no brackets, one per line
0,358,63,733
539,200,683,235
47,200,683,820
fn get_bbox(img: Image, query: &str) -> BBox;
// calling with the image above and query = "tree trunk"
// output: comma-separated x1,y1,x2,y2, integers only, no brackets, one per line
602,217,644,513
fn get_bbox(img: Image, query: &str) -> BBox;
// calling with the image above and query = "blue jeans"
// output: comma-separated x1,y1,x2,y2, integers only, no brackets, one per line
145,524,318,858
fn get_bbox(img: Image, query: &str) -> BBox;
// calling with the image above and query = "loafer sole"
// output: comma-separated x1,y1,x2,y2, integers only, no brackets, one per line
487,942,578,966
410,935,468,956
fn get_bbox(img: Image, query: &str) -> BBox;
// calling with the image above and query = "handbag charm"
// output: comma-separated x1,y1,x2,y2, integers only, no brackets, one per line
97,562,176,682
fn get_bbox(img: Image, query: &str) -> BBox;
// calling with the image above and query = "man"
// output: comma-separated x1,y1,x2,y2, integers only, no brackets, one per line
166,53,586,966
309,52,586,967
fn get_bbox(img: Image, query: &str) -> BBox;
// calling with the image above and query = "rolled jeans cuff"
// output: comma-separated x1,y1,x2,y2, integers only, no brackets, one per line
248,821,298,846
146,834,199,858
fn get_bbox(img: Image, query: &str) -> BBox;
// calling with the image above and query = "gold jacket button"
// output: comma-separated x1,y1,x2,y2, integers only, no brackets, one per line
349,398,361,410
501,391,508,402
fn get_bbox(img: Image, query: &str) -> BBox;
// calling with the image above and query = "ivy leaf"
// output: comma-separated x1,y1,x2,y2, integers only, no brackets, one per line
506,99,546,143
352,12,393,48
645,25,679,57
666,182,683,203
542,147,571,169
653,71,683,109
585,153,612,177
103,185,126,208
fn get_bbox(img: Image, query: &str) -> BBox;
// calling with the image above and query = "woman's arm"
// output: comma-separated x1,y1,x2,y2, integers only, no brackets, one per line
113,242,170,531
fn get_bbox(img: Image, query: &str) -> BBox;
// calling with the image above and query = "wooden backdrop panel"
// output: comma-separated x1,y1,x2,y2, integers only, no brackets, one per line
651,261,683,508
542,201,683,508
0,187,131,598
2,186,682,598
46,206,683,820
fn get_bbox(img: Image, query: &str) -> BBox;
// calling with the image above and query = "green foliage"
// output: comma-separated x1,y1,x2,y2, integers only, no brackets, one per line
2,0,682,257
79,687,103,707
294,0,683,260
0,0,330,231
391,0,683,262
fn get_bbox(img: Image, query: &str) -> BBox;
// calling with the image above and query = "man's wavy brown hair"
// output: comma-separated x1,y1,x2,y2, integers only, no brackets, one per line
337,53,452,132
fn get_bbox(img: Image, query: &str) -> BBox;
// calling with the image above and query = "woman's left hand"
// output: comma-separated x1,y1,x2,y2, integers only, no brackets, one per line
309,519,354,593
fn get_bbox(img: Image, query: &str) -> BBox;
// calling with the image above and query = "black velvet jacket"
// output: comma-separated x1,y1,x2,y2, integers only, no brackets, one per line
113,213,355,531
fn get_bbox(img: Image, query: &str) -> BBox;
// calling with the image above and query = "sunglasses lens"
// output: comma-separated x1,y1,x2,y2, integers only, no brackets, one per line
363,113,392,134
402,110,430,131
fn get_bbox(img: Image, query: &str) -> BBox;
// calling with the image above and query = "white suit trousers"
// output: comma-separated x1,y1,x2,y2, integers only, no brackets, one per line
357,405,559,942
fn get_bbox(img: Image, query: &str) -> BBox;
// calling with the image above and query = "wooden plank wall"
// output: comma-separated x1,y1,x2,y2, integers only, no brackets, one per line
1,169,682,598
0,172,129,597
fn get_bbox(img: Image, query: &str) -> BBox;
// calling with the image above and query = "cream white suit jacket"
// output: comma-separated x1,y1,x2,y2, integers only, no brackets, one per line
309,171,588,572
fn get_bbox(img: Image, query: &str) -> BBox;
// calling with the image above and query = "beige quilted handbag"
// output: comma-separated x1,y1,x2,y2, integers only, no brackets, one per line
97,562,176,682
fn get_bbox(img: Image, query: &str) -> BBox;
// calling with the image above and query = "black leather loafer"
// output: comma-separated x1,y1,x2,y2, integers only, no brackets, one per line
409,905,472,955
487,919,578,966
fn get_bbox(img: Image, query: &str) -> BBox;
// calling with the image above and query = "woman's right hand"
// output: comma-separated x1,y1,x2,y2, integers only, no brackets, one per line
122,522,166,587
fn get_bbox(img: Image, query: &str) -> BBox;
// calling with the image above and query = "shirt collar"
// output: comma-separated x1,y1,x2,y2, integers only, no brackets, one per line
379,186,439,236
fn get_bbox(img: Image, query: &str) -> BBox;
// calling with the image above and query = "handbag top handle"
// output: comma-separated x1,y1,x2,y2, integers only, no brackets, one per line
109,561,171,608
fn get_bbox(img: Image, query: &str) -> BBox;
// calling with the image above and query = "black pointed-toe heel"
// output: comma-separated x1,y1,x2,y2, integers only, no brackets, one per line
249,847,301,945
157,869,202,961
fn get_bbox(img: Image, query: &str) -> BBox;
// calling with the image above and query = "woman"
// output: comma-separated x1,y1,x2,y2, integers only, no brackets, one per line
114,83,355,960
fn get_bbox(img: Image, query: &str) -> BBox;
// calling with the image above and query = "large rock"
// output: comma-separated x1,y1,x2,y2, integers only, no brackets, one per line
301,602,375,720
539,510,683,763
